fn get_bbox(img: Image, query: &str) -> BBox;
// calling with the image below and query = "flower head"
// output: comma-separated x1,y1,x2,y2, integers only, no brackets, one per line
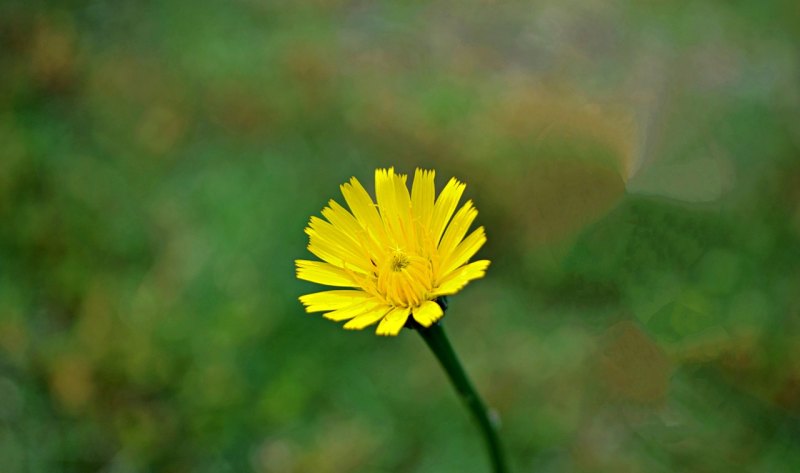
296,168,490,336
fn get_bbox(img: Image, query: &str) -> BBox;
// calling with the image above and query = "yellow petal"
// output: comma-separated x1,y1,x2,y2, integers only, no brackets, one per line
296,260,358,287
392,170,414,245
432,260,490,296
343,305,392,330
412,300,444,327
307,216,370,267
374,168,397,222
430,177,465,245
375,168,412,245
299,290,371,313
321,200,363,241
437,200,477,264
376,307,411,336
439,226,486,276
340,176,388,245
307,227,371,273
411,168,435,228
321,200,383,257
324,299,383,321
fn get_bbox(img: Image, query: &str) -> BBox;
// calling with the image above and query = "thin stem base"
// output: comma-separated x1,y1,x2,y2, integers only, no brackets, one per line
415,321,509,473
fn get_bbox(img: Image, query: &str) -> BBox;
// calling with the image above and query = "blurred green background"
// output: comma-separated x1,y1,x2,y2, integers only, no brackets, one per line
2,1,800,472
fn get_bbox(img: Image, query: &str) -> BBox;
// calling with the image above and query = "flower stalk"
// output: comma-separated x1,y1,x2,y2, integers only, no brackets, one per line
412,300,509,473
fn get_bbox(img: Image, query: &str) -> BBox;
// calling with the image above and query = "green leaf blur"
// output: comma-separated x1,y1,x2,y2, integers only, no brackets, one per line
1,1,799,472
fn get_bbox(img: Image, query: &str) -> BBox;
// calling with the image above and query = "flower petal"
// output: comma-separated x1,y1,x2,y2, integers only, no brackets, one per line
375,168,412,245
411,168,435,228
299,290,372,313
430,177,465,245
439,226,486,276
392,170,414,245
343,305,392,330
437,200,477,264
324,299,383,322
296,260,358,287
306,217,372,273
321,200,383,257
340,176,388,245
432,260,490,296
412,300,444,327
376,307,411,336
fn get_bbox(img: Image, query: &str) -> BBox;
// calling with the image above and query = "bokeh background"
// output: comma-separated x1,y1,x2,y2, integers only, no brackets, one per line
2,1,800,472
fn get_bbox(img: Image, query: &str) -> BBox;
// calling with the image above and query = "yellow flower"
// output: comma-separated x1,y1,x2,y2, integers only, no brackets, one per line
296,168,490,336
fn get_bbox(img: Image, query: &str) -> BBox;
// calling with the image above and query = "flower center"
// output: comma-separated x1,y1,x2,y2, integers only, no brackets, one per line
371,248,433,308
390,252,410,272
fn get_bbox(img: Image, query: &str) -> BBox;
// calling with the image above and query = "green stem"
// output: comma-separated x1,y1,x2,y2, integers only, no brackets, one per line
417,321,509,473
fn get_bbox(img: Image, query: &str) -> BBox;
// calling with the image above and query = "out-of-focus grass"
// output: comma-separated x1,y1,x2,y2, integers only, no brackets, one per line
1,1,799,472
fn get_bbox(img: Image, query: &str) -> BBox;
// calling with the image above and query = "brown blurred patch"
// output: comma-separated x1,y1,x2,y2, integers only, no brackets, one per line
29,13,78,93
86,50,191,160
345,83,459,170
597,321,672,404
781,161,800,238
0,116,28,210
716,331,800,415
86,52,141,101
137,104,188,155
204,80,276,137
571,418,640,473
282,41,334,88
522,158,626,248
769,305,800,414
76,280,114,361
254,437,297,473
297,417,382,473
774,374,800,413
87,50,186,107
473,87,632,251
668,326,733,364
0,319,28,365
113,402,177,460
50,353,95,414
280,40,337,112
488,87,634,174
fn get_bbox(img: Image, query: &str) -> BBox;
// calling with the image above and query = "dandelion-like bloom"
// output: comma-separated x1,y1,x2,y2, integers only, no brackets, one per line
296,168,490,336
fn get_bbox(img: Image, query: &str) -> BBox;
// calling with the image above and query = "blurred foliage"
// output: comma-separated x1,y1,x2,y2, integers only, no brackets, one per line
1,0,800,472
